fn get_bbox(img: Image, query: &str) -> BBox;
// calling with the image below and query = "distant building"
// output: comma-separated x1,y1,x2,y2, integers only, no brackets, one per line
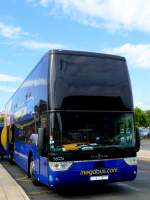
0,112,5,117
0,113,4,126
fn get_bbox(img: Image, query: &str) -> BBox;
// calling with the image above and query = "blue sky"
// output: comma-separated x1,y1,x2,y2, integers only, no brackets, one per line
0,0,150,111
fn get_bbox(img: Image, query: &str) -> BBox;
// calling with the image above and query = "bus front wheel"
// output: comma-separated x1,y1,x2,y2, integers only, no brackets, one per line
29,156,40,185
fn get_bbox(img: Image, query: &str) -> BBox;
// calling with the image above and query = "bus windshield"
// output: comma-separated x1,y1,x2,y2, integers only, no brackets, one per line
49,112,135,153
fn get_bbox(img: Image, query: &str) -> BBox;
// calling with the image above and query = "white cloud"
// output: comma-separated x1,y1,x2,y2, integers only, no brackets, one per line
0,21,62,50
0,86,16,93
20,40,64,49
26,0,49,7
103,43,150,69
39,0,49,6
0,74,23,82
0,22,28,38
27,0,150,33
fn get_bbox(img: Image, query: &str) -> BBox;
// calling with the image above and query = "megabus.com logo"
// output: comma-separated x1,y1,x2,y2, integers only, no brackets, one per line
80,168,118,176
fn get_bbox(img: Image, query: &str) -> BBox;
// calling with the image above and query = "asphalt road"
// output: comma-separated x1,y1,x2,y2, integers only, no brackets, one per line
1,159,150,200
141,139,150,151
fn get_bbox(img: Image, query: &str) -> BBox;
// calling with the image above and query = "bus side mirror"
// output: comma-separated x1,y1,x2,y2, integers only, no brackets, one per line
37,128,46,156
135,127,140,152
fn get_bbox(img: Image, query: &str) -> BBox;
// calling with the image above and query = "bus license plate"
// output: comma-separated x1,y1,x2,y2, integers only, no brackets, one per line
90,175,108,181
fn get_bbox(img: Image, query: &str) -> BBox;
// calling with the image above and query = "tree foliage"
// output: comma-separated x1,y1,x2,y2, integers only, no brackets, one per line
145,110,150,125
0,117,4,123
134,107,150,127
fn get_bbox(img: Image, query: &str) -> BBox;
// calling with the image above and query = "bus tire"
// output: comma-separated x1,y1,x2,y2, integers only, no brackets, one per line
9,152,14,165
29,156,40,185
1,154,4,161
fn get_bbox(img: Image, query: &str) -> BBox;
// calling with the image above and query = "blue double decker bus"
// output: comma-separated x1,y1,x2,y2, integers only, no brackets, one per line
4,50,140,190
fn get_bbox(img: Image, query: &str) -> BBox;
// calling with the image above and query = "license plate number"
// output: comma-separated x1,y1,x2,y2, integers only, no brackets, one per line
90,175,109,181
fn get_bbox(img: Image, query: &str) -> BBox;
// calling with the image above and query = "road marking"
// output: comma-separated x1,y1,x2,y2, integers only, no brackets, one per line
16,176,28,181
16,176,32,182
117,182,142,192
18,179,32,182
28,190,51,195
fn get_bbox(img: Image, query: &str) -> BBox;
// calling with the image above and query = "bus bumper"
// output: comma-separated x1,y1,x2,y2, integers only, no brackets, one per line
48,159,137,189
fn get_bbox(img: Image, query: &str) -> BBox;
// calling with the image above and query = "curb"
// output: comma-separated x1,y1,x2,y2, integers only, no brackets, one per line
0,164,30,200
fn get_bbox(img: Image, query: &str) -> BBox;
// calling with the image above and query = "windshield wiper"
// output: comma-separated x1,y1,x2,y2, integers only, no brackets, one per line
65,144,95,157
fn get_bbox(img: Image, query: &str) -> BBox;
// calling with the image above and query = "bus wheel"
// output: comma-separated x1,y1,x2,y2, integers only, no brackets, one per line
9,152,14,165
29,157,40,185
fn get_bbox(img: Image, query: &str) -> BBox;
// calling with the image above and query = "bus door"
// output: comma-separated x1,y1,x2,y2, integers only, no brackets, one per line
38,115,49,185
9,125,14,162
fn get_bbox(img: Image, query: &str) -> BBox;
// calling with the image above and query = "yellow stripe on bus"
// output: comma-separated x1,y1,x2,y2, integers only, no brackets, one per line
1,127,7,150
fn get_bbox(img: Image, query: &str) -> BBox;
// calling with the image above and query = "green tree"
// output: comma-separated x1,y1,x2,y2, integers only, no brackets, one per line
145,110,150,127
0,117,4,123
134,107,148,127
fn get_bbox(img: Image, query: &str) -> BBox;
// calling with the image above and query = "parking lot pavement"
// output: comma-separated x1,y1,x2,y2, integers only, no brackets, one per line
137,139,150,161
0,163,30,200
138,150,150,161
1,158,150,200
140,139,150,151
1,142,150,200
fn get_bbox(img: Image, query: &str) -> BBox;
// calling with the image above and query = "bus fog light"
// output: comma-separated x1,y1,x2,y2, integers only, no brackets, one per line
49,162,72,171
124,157,137,165
55,177,60,182
49,175,53,182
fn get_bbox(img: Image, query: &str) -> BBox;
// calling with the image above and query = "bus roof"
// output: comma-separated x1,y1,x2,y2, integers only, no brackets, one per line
49,49,125,61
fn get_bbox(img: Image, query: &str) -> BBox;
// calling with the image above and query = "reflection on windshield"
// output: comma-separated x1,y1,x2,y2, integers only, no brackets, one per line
49,112,135,152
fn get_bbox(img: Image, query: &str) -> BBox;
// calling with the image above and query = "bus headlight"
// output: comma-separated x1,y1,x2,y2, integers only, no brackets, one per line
124,157,137,165
49,162,73,171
